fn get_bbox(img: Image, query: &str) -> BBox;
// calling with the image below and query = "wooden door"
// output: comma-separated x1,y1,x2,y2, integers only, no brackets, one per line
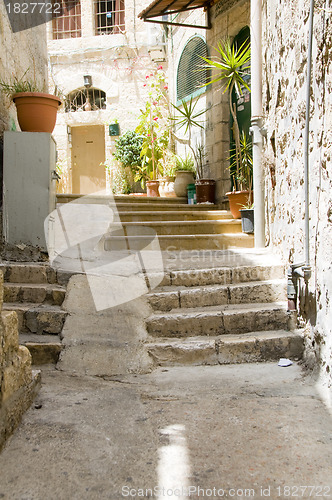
71,125,106,194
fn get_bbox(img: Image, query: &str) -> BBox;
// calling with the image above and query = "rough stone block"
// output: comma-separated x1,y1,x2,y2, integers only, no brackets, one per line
1,311,19,356
1,347,32,403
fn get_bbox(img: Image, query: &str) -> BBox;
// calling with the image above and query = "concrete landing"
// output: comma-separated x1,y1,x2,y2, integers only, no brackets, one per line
0,363,331,499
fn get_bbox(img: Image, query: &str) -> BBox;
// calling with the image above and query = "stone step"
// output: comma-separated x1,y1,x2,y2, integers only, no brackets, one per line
164,264,285,287
56,194,188,205
0,262,57,284
3,283,66,305
146,302,293,338
2,303,67,335
104,233,254,251
20,333,62,365
148,279,287,311
146,330,304,366
113,203,218,212
107,219,241,236
117,210,232,222
0,263,73,287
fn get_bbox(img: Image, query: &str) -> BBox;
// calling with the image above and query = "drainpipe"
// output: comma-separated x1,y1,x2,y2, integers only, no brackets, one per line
288,0,314,309
303,0,314,280
250,0,265,248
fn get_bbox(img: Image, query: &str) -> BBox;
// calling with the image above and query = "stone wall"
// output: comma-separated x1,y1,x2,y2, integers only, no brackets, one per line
0,271,41,451
262,0,332,403
47,0,168,192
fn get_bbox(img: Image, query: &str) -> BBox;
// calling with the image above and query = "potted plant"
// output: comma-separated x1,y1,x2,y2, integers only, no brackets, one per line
173,154,196,197
0,70,62,133
227,131,253,218
136,66,171,197
112,130,144,193
239,201,254,233
172,97,207,199
159,150,177,197
200,37,251,216
194,143,216,204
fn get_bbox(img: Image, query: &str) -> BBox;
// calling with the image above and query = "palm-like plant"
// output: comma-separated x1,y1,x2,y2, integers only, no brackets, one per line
200,38,251,186
172,97,206,178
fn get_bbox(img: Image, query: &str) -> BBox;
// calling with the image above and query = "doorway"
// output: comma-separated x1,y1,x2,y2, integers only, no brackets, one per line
71,125,106,194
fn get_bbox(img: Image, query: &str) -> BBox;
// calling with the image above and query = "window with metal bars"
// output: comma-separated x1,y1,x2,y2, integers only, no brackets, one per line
53,0,82,39
177,36,209,102
94,0,125,35
65,88,107,112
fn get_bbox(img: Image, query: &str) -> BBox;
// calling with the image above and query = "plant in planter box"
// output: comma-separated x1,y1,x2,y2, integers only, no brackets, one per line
227,130,253,218
0,69,62,133
159,150,177,197
200,37,251,214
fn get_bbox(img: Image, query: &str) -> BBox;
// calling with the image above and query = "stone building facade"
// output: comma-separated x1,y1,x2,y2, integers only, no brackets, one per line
164,0,331,403
47,0,168,194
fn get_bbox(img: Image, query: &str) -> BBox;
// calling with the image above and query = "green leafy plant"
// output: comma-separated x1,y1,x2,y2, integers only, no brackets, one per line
172,97,206,179
113,131,143,169
103,158,133,195
200,37,251,187
228,131,253,204
175,154,195,173
135,66,172,183
0,69,41,97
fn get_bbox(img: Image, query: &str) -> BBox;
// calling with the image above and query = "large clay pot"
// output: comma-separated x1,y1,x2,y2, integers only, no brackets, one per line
159,176,176,197
226,190,250,219
174,171,195,197
146,180,160,197
12,92,62,133
195,179,216,204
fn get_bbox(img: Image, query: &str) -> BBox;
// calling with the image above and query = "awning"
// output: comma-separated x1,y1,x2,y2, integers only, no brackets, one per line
138,0,213,29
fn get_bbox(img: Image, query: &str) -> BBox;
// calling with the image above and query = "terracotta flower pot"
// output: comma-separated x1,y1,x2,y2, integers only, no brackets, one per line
226,190,250,219
146,180,160,197
174,171,195,197
12,92,62,133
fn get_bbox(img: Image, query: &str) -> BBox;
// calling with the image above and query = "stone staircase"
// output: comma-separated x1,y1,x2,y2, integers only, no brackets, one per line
0,263,70,365
144,259,304,366
57,194,254,251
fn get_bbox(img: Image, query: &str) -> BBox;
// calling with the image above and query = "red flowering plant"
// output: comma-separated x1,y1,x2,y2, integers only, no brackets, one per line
135,66,172,185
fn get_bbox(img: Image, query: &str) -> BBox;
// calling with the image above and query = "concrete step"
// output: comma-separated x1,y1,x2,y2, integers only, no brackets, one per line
104,233,254,251
20,333,62,365
3,283,66,305
148,279,287,311
117,210,232,222
146,330,304,366
107,219,241,236
2,303,67,335
165,264,285,287
146,302,293,338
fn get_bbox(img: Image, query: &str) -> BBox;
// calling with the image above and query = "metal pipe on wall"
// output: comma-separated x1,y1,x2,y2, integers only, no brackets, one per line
250,0,265,248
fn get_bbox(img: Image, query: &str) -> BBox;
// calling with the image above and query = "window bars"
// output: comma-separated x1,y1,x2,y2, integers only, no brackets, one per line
177,37,209,102
53,0,82,39
94,0,125,35
65,88,107,112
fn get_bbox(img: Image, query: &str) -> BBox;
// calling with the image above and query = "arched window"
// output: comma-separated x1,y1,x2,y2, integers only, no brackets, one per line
177,36,209,103
65,88,107,112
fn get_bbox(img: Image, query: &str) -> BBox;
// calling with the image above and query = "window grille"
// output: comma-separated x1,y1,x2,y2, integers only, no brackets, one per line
53,0,82,39
94,0,125,35
65,88,107,112
177,37,209,102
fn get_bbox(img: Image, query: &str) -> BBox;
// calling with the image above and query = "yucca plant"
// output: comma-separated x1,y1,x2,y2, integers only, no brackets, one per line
172,97,206,178
229,131,253,204
200,38,251,187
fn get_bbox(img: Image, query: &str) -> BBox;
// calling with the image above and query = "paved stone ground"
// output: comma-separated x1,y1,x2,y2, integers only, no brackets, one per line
0,363,331,500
